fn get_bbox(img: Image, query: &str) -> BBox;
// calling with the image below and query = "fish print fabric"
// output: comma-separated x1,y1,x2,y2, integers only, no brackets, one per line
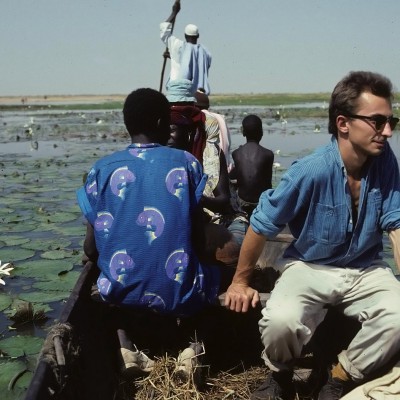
77,143,220,316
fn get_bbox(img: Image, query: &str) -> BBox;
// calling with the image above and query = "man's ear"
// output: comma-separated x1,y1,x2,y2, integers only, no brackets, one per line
336,115,349,134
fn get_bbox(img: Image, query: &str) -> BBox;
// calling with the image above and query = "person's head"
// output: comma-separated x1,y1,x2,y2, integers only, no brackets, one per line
328,71,395,136
168,105,201,151
194,88,210,110
168,123,191,150
123,88,170,145
242,114,263,142
184,24,199,44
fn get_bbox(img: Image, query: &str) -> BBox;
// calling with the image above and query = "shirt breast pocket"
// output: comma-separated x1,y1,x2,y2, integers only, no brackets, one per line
365,189,382,233
310,203,347,244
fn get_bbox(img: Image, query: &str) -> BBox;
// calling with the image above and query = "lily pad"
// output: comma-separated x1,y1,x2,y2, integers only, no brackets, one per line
0,358,33,397
23,187,58,194
0,248,35,263
1,214,31,224
0,207,15,215
53,225,85,237
0,293,12,311
0,236,30,247
47,212,79,223
59,205,81,214
40,250,75,260
21,238,71,251
0,197,22,206
31,222,59,233
2,222,38,233
33,270,80,292
0,335,43,357
18,290,71,304
16,259,75,280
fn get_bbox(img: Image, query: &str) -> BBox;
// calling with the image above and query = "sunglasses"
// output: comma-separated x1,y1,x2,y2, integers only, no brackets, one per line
344,113,399,132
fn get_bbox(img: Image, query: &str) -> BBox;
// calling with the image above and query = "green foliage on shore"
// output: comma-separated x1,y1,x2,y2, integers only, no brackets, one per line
0,101,124,112
211,92,331,106
1,92,400,117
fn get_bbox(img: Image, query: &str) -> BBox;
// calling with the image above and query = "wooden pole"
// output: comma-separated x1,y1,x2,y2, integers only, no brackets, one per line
159,0,181,93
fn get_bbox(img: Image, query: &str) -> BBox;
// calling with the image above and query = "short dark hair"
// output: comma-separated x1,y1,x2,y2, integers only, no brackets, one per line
328,71,394,135
242,114,263,141
194,89,209,109
123,88,170,137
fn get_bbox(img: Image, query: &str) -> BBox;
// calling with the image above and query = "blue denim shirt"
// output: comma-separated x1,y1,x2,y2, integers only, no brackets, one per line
251,136,400,267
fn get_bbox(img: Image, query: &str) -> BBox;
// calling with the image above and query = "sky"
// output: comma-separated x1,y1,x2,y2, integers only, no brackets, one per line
2,0,400,96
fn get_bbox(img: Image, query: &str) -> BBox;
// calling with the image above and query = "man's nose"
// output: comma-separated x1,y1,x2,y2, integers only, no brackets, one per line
382,121,393,137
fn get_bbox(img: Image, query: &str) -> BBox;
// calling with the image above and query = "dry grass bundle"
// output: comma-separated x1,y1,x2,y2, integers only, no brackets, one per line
205,367,269,399
118,354,270,400
134,355,204,400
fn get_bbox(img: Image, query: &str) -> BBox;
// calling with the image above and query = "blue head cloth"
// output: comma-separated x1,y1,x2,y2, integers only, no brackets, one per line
166,79,195,103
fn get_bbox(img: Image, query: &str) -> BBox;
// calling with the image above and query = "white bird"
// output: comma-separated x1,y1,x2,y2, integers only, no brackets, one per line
30,140,39,151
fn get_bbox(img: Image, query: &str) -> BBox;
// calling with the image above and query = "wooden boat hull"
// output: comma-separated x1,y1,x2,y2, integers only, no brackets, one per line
25,233,293,400
25,262,118,400
25,233,363,400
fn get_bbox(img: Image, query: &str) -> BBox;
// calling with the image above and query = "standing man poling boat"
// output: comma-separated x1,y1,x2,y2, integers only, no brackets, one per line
160,1,212,95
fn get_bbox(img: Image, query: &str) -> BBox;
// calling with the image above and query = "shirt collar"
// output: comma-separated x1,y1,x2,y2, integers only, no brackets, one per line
128,143,162,149
329,135,346,174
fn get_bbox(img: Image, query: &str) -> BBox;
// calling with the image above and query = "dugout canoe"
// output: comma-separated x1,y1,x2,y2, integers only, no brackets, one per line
25,231,361,400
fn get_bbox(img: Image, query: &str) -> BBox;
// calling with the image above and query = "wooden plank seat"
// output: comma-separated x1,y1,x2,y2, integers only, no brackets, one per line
218,291,270,307
217,229,293,307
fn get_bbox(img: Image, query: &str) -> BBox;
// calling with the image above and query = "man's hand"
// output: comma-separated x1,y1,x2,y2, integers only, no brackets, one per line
82,253,90,266
225,282,260,312
389,229,400,275
172,1,181,14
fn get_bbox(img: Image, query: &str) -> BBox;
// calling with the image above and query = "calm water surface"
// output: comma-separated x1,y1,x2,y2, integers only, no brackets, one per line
2,107,400,165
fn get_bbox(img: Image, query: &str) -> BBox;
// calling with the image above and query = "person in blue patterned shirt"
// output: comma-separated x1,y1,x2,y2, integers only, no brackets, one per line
77,88,220,317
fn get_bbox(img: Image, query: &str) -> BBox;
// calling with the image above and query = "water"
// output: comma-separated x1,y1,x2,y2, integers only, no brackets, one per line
2,107,400,165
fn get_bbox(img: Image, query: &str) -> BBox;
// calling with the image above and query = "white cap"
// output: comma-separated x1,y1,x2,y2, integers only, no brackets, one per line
184,24,199,36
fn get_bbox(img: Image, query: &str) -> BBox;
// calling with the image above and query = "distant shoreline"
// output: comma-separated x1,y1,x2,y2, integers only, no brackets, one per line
0,93,332,108
1,92,400,107
1,94,399,119
0,93,330,105
0,94,126,105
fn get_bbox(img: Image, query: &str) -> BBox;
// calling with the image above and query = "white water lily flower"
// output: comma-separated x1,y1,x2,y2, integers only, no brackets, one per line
273,162,281,169
0,261,14,285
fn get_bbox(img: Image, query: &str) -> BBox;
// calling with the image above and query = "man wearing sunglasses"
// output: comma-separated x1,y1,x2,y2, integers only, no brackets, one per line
225,71,400,400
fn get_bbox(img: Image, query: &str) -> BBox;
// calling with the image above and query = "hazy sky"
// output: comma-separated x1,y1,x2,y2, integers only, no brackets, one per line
2,0,400,96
